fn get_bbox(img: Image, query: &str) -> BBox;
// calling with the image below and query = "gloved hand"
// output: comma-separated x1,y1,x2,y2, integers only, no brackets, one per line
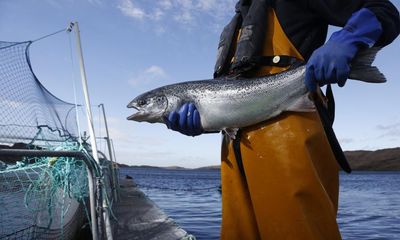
165,103,203,136
305,8,382,92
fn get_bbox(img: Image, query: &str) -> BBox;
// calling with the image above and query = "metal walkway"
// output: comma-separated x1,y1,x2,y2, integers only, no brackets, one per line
113,179,193,240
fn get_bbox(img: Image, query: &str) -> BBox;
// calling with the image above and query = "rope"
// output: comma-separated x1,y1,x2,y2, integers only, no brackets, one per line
31,28,68,43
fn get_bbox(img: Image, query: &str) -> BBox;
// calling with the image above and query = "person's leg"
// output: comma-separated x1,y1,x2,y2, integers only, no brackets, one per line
220,134,260,240
240,112,341,240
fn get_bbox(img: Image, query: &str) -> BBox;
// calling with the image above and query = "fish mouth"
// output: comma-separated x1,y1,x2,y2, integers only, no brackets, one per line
127,98,167,123
127,102,146,121
127,111,146,121
127,109,150,122
127,101,160,122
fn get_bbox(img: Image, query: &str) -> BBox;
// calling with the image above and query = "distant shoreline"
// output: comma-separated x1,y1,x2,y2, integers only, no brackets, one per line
344,147,400,171
119,147,400,171
117,164,221,171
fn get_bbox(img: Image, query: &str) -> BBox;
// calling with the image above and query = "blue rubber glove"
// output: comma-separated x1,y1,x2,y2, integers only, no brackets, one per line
305,8,382,92
165,103,203,136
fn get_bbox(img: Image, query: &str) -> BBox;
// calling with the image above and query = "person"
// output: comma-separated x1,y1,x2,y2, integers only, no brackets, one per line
166,1,400,239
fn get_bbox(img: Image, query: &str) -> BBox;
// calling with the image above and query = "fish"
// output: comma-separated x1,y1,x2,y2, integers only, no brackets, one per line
127,48,385,138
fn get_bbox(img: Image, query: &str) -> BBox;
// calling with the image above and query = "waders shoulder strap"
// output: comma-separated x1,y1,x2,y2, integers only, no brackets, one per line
214,13,242,78
232,130,246,177
315,95,352,173
243,55,301,68
214,0,281,78
230,0,270,74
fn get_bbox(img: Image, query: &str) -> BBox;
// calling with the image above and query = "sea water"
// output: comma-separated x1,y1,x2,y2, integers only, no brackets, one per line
119,168,400,240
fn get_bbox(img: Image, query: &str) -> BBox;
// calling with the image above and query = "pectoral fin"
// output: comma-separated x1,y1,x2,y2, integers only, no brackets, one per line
286,94,315,112
223,128,239,139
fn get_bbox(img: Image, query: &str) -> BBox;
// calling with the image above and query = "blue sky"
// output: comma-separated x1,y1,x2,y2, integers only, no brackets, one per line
0,0,399,168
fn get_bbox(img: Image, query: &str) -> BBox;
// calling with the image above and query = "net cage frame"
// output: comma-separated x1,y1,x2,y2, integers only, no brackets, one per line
0,149,104,240
0,40,119,240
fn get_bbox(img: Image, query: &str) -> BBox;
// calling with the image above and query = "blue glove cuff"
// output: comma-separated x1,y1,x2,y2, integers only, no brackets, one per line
329,8,382,50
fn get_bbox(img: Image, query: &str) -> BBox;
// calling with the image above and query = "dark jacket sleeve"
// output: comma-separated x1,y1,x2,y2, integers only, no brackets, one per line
363,0,400,46
307,0,400,46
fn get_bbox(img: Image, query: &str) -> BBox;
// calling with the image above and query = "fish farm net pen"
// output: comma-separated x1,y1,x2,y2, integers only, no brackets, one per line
0,39,119,239
0,142,89,240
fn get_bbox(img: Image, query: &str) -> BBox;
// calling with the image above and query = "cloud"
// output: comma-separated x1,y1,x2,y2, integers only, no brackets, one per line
174,11,194,24
376,122,400,138
376,122,400,130
129,65,167,87
152,8,165,21
117,0,146,20
145,65,166,77
196,0,218,11
87,0,104,6
339,138,354,144
159,0,173,10
116,0,237,31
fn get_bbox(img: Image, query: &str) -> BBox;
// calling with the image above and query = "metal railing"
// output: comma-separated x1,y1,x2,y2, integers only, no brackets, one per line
0,148,116,240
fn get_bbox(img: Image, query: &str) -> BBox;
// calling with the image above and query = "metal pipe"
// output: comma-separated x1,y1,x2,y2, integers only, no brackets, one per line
0,149,86,158
99,104,118,201
110,139,120,197
87,167,98,240
0,136,75,143
72,22,113,240
72,22,100,164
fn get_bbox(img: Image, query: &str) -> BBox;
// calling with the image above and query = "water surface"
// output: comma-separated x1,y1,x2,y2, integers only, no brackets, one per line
120,168,400,240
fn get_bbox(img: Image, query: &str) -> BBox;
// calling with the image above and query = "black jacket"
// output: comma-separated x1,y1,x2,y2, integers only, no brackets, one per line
274,0,400,60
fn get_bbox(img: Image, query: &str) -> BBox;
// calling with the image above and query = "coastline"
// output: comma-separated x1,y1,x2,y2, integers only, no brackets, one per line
119,147,400,171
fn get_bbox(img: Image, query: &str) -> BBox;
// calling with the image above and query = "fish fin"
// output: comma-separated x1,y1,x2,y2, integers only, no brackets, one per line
286,94,315,112
349,47,386,83
223,128,239,139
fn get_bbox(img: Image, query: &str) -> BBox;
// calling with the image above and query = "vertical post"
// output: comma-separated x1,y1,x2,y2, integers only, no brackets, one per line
110,139,120,197
68,22,99,240
86,168,99,240
99,104,118,201
72,22,113,240
73,22,99,164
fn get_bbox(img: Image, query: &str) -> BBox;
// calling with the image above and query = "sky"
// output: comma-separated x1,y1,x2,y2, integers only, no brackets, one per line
0,0,399,168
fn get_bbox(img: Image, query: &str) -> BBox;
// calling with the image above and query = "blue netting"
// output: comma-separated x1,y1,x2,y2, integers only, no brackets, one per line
0,41,78,145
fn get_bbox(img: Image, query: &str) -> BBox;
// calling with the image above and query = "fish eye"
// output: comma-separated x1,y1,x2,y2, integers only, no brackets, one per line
137,99,146,106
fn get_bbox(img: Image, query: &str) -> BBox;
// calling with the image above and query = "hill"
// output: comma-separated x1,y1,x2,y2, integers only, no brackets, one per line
345,147,400,171
116,147,400,171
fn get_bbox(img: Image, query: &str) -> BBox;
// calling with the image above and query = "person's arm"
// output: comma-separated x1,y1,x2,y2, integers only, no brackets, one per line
305,0,399,91
362,0,400,46
306,0,399,46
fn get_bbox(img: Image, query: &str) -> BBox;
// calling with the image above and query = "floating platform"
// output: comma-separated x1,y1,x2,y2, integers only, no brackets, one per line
113,178,194,240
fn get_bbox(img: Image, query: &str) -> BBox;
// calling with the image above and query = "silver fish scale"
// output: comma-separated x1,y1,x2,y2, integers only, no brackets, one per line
159,66,307,131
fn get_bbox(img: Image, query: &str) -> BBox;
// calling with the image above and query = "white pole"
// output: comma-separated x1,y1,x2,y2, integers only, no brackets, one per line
86,167,99,240
68,22,99,240
73,22,99,164
99,104,118,201
110,139,120,197
72,22,113,240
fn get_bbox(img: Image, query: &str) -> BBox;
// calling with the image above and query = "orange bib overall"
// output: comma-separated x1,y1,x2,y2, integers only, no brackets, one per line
220,8,342,240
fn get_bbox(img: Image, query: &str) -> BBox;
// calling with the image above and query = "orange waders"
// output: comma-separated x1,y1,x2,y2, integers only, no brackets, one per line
220,8,342,240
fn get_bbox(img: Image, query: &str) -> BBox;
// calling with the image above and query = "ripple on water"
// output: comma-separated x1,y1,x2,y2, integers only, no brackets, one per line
121,169,400,240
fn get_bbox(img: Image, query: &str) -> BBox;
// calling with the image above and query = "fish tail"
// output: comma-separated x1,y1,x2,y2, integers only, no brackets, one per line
349,47,386,83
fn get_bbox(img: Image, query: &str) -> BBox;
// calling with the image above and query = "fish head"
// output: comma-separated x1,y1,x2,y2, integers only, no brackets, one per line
127,90,170,123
